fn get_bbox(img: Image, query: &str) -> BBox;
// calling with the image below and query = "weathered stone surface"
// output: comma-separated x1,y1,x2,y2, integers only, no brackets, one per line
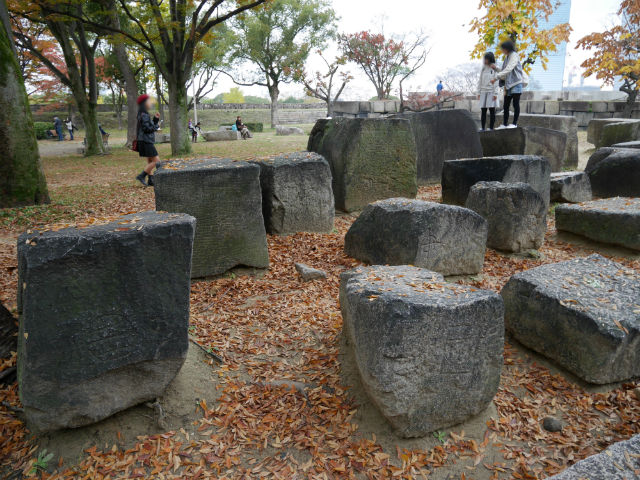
203,130,240,142
548,435,640,479
393,109,482,183
600,120,640,148
587,118,640,148
154,158,269,277
249,152,334,234
295,263,327,281
0,303,17,366
518,114,579,169
307,118,417,212
612,140,640,149
585,149,640,198
17,211,195,431
479,127,567,172
465,182,546,252
501,255,640,384
550,172,592,203
344,198,487,276
542,416,564,433
441,155,551,208
276,125,305,136
340,265,504,437
556,197,640,251
156,133,171,143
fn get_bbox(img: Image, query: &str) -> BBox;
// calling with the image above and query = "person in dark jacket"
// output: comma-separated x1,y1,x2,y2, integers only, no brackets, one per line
135,94,161,186
53,116,63,141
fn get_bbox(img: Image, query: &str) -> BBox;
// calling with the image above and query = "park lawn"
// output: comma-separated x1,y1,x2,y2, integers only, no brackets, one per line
0,130,639,479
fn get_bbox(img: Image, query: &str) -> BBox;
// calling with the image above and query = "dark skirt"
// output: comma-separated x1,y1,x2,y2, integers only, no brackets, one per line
138,141,158,158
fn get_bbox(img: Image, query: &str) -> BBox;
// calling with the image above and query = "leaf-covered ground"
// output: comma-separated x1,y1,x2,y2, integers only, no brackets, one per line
0,134,639,479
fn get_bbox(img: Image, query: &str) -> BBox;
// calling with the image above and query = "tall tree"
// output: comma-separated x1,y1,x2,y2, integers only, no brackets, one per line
222,0,335,128
70,0,269,155
576,0,640,118
295,51,352,116
340,30,429,100
469,0,572,69
10,0,107,155
0,0,49,207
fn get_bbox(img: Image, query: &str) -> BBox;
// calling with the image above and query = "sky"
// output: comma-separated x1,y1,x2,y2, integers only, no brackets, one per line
209,0,623,101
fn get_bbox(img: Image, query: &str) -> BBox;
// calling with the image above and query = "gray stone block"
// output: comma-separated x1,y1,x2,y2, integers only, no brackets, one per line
395,109,483,183
544,101,560,115
550,172,592,203
612,140,640,149
465,182,547,252
295,263,327,281
307,118,417,212
548,434,640,479
249,152,334,234
501,255,640,384
332,101,361,115
17,211,195,431
341,265,504,438
154,158,269,277
479,126,567,172
518,114,579,169
275,125,305,136
203,130,240,142
590,101,609,113
529,101,545,114
600,121,640,147
344,198,487,276
587,118,638,147
586,148,640,198
442,155,551,208
556,197,640,251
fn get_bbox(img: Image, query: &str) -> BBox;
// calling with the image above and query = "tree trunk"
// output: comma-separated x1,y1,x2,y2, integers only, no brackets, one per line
623,89,638,118
76,95,104,156
0,0,49,207
167,76,191,155
268,84,280,129
326,100,334,117
155,75,165,123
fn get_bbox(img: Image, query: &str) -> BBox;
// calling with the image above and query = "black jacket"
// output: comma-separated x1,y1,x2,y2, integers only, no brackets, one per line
137,109,159,144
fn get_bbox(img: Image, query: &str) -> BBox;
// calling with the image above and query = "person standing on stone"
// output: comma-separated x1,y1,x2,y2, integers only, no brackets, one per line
134,94,161,187
436,80,443,97
53,116,63,141
477,52,499,131
492,40,524,129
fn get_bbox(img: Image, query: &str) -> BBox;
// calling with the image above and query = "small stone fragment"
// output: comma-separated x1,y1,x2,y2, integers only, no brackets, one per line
542,416,564,432
295,263,327,282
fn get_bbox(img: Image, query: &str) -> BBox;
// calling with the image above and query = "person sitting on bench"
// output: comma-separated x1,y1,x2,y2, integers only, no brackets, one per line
235,116,252,139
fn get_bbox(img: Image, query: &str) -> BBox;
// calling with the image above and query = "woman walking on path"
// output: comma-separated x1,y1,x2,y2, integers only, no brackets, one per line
492,40,524,129
477,52,499,131
64,118,77,140
134,94,161,187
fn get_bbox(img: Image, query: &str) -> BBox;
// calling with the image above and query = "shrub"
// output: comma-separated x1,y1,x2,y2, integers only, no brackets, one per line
33,122,52,140
245,122,263,132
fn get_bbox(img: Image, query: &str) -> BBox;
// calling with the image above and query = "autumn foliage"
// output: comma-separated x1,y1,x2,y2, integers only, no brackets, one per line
576,0,640,116
470,0,572,71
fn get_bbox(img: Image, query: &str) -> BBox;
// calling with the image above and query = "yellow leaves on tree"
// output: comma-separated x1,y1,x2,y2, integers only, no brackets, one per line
576,0,640,114
469,0,571,72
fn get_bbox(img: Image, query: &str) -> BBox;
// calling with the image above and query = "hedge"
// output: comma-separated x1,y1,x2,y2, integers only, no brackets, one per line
33,122,52,140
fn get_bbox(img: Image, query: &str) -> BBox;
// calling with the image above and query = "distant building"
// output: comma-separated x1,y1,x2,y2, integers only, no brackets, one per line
527,0,572,91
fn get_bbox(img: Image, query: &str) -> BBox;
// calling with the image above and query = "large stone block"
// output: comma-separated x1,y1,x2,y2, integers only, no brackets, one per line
600,121,640,147
249,152,334,234
479,127,567,171
465,182,546,252
332,101,361,115
344,198,487,276
203,130,240,142
550,172,592,203
395,109,482,183
587,118,639,147
307,118,417,212
154,158,269,277
556,197,640,251
501,255,640,384
612,140,640,149
441,155,551,208
543,101,560,115
341,265,504,437
17,212,195,431
586,148,640,198
275,125,304,136
518,114,579,168
548,434,640,479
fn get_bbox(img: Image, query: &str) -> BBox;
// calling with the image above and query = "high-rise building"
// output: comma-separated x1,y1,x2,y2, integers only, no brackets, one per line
527,0,572,91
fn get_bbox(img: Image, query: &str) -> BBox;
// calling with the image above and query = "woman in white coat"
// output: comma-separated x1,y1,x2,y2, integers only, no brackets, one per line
491,40,525,128
477,52,499,130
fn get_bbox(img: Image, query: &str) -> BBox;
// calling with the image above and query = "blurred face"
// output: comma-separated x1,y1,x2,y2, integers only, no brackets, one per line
484,58,490,66
501,48,509,55
144,98,155,111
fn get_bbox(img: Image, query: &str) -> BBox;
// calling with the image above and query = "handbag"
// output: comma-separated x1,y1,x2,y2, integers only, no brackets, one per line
131,113,141,152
